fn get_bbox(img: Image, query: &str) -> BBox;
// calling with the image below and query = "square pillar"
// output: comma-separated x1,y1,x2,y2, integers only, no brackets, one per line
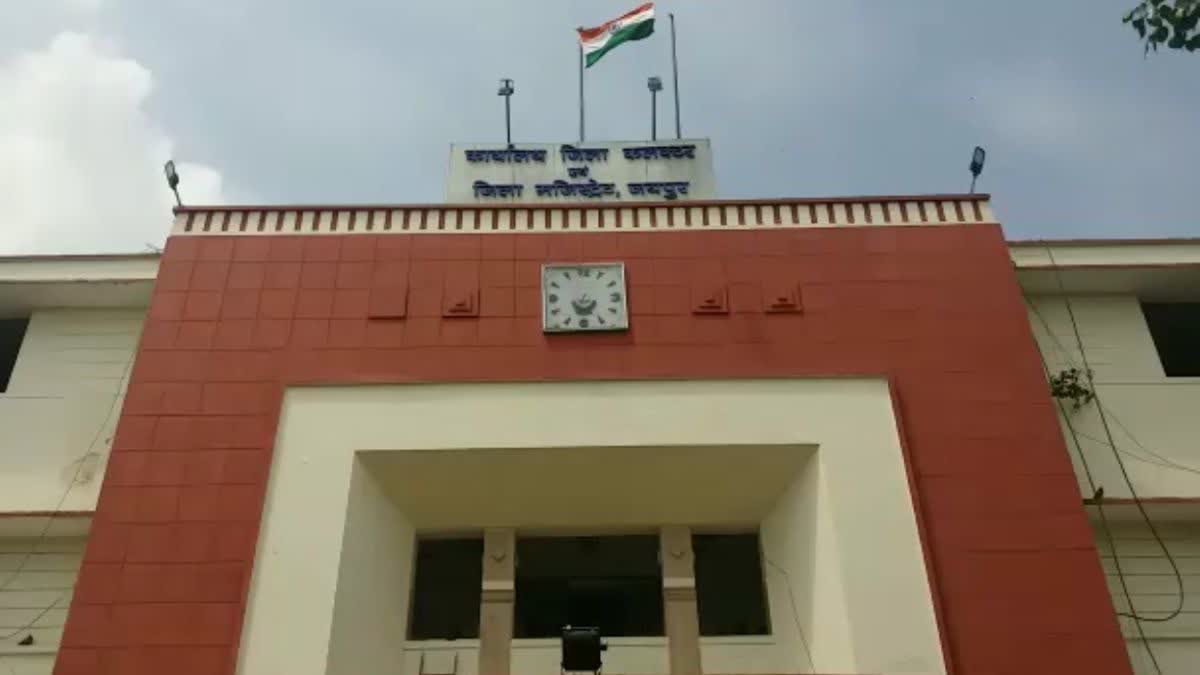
479,528,515,675
661,526,702,675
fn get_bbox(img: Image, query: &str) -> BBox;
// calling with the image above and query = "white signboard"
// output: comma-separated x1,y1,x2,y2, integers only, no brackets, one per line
447,139,717,204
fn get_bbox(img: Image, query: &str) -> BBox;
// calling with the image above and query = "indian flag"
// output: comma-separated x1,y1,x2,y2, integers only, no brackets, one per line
578,3,655,68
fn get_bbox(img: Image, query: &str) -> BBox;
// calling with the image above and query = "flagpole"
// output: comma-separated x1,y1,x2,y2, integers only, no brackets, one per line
670,13,681,139
578,40,586,142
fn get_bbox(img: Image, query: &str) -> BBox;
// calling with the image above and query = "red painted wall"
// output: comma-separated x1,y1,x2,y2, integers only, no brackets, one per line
54,224,1131,675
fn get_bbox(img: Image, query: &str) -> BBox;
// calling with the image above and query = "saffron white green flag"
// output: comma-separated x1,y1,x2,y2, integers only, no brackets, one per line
578,3,655,68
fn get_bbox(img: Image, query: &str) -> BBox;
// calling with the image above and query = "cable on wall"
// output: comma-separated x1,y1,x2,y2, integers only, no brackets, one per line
0,343,137,642
1023,247,1200,675
1074,427,1200,476
761,556,817,674
1026,295,1187,659
1104,404,1200,477
1028,257,1186,623
1027,297,1200,477
1026,300,1161,674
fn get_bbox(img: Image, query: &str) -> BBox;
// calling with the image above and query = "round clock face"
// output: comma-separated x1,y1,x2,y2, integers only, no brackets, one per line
542,264,628,332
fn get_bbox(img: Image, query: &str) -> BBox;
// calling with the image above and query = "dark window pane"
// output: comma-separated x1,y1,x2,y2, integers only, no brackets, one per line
0,318,29,393
694,533,770,636
1142,303,1200,377
409,538,483,640
515,535,663,638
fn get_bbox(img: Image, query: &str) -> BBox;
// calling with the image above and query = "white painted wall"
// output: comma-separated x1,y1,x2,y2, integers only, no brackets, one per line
753,451,855,673
1023,278,1200,675
0,255,157,285
0,304,142,674
237,379,945,675
325,456,415,675
401,642,480,675
1092,518,1200,675
0,309,142,513
1027,295,1200,499
0,537,86,675
1010,242,1200,269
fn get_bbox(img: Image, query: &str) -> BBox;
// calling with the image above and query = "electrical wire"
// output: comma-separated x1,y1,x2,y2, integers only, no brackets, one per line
1024,308,1152,628
1027,296,1200,478
1031,314,1162,674
0,344,136,642
1029,327,1101,488
1027,293,1188,632
1028,264,1185,611
761,556,816,674
0,405,116,593
1104,404,1200,476
1038,248,1191,674
1074,428,1200,476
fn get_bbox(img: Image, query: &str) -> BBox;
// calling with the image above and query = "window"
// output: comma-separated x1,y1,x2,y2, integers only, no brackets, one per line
693,533,770,636
408,538,483,640
1141,303,1200,377
0,318,29,393
515,535,664,638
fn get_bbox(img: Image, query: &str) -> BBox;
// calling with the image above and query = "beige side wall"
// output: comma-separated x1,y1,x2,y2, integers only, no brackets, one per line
1092,519,1200,675
237,379,945,675
1010,242,1200,269
755,451,855,672
1028,291,1200,675
325,456,415,674
0,256,158,285
401,642,479,675
1027,295,1200,499
0,309,142,513
0,536,86,675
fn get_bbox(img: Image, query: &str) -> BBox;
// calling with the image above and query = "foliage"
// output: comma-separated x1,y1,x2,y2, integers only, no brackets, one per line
1050,368,1096,410
1124,0,1200,53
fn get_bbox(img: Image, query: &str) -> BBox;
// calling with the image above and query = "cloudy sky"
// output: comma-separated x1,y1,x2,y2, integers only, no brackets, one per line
0,0,1195,254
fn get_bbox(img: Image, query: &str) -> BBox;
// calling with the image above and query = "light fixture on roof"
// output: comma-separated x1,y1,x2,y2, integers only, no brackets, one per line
498,78,515,148
969,146,986,194
647,76,663,141
163,160,182,207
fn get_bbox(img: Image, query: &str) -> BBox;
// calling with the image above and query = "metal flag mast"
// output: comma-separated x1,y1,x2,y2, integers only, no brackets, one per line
578,39,586,142
670,12,682,139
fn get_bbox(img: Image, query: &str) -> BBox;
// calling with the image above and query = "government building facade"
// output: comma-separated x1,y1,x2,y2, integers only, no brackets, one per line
1,141,1198,675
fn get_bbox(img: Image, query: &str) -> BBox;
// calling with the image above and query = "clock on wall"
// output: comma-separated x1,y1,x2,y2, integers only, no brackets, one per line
542,263,629,333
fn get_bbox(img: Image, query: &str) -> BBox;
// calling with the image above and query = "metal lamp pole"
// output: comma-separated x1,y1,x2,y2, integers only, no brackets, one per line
648,76,663,141
498,78,515,148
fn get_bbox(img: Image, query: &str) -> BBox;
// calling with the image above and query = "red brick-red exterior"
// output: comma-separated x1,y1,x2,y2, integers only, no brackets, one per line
55,225,1131,675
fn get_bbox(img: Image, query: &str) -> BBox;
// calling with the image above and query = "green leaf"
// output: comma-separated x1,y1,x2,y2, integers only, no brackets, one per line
1125,3,1149,21
1151,25,1170,41
1188,33,1200,48
1132,17,1148,35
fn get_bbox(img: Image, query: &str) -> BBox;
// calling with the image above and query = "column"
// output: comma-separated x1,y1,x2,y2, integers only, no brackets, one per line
661,526,702,675
479,528,515,675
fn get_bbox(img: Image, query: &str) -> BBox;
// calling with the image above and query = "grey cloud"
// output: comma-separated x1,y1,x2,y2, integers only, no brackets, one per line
3,0,1197,254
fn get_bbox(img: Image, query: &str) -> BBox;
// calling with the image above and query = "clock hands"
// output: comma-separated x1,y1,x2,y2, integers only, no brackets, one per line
571,293,598,316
